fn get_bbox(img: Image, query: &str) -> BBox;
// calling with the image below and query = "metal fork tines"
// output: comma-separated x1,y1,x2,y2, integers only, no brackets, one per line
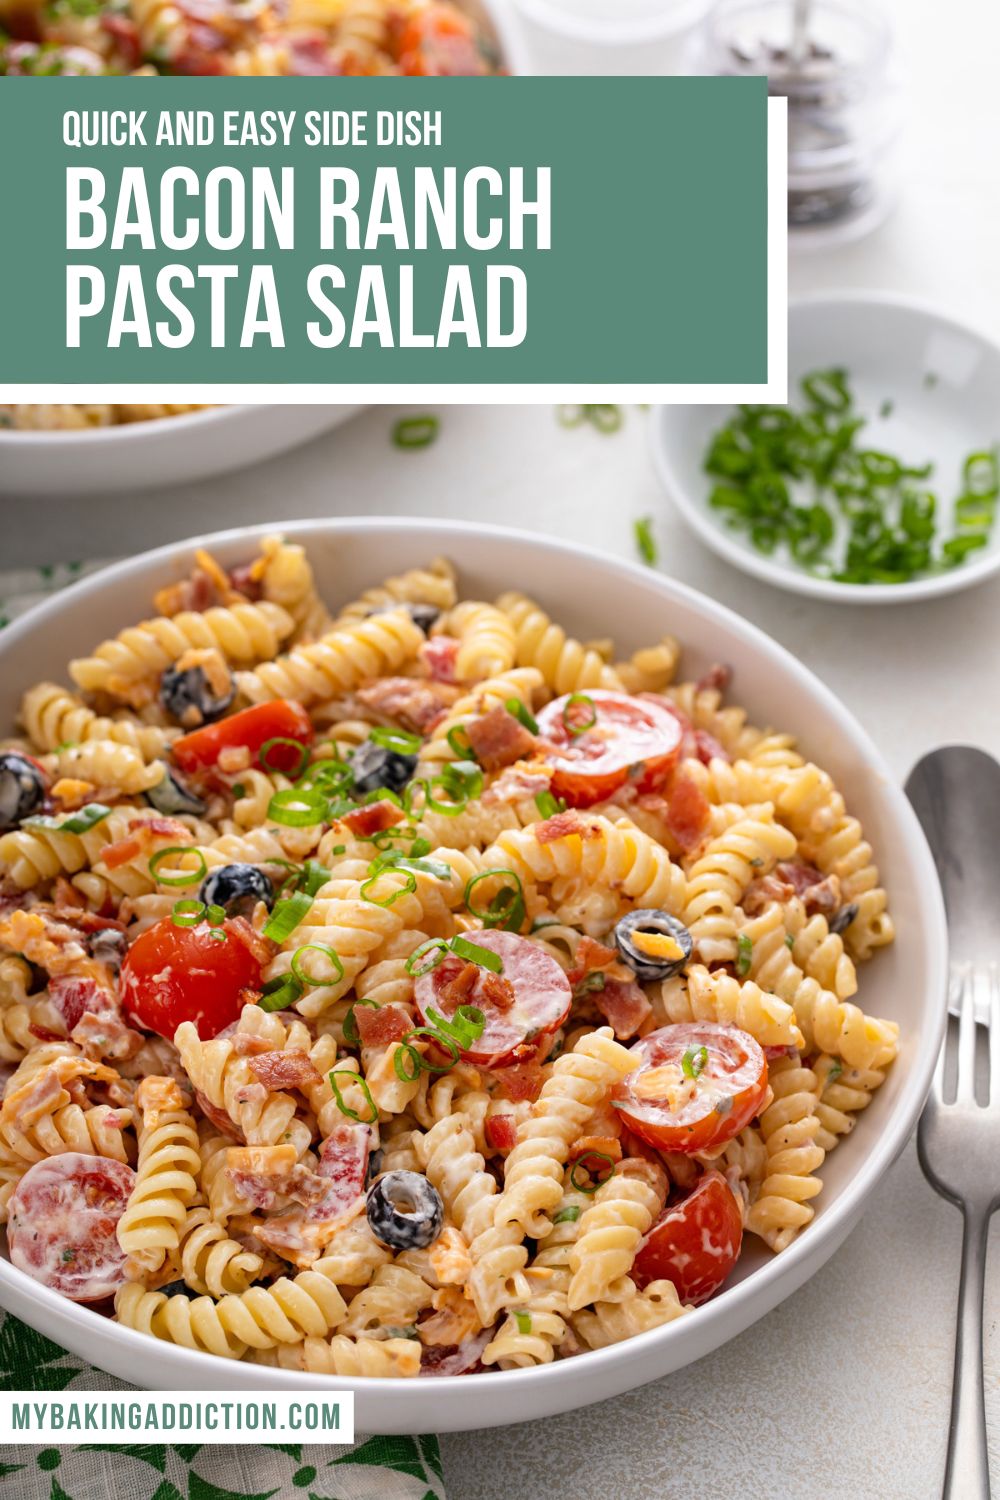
918,960,1000,1500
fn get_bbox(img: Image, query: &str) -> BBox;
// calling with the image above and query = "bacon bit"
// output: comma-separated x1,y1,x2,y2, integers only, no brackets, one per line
248,1049,321,1091
194,1088,243,1140
741,872,795,916
437,959,480,1009
253,1124,370,1265
479,970,516,1012
231,1031,275,1057
354,1003,411,1047
494,1055,545,1103
420,634,461,685
98,11,142,68
593,977,652,1039
355,676,456,735
99,835,143,872
28,1022,63,1043
227,562,263,602
419,1327,493,1376
226,915,276,969
569,1134,623,1165
101,816,192,871
696,664,732,695
226,1143,299,1210
764,1044,798,1062
773,861,842,917
53,877,85,911
666,771,711,853
484,1113,518,1153
153,564,224,619
535,809,587,844
340,800,406,838
481,763,551,806
465,705,537,772
566,934,618,987
70,1010,144,1064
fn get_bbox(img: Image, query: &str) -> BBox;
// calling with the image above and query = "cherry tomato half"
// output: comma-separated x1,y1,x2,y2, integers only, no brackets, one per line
120,915,264,1040
535,690,683,809
413,929,571,1067
612,1022,769,1154
172,699,313,775
633,1171,743,1305
395,2,486,75
8,1153,135,1302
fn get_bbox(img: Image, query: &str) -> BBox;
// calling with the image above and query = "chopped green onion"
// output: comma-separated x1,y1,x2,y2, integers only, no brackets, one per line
26,802,111,835
290,943,345,989
393,415,439,450
512,1311,532,1335
736,933,753,978
262,888,315,944
370,848,454,882
259,737,309,778
634,516,657,566
267,786,329,827
534,790,566,818
505,698,539,735
553,1203,582,1225
405,938,450,978
392,1028,460,1082
422,760,483,816
361,867,417,907
328,1068,379,1124
450,934,503,974
425,1003,486,1049
343,998,380,1046
784,933,796,950
569,1151,616,1193
148,846,207,888
445,725,477,761
171,899,206,928
259,973,304,1012
232,783,246,799
572,971,606,999
681,1044,708,1080
562,693,597,738
826,1059,844,1086
464,869,526,933
370,726,422,754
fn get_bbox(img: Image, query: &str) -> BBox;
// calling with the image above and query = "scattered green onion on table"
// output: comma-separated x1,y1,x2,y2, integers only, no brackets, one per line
702,369,999,584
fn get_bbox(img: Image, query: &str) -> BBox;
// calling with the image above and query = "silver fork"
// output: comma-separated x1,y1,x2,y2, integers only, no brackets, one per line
917,960,1000,1500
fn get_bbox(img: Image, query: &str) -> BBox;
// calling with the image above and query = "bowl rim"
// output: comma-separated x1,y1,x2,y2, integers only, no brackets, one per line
649,288,1000,605
0,404,250,448
0,514,948,1412
511,0,711,45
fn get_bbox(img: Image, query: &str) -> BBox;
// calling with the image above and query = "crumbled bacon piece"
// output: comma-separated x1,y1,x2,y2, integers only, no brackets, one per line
101,817,191,871
226,1143,299,1210
484,1113,518,1152
354,1004,411,1047
253,1123,371,1266
420,635,461,684
53,877,85,911
535,809,588,844
340,801,406,838
494,1055,545,1102
741,872,795,916
194,1088,243,1141
566,935,618,987
226,916,275,969
70,1009,143,1064
465,705,537,772
248,1049,321,1091
692,728,730,765
355,676,455,734
228,562,264,602
419,1327,493,1375
436,960,480,1009
479,970,516,1012
665,771,711,852
695,664,732,695
418,1286,483,1347
593,977,651,1039
231,1032,275,1057
481,764,551,806
773,861,842,917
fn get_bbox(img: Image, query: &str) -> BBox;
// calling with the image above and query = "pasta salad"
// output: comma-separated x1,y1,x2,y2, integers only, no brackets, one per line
0,0,501,77
0,538,898,1377
0,405,209,431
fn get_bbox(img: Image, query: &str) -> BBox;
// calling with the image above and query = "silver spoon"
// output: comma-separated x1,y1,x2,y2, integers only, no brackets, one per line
906,745,1000,1499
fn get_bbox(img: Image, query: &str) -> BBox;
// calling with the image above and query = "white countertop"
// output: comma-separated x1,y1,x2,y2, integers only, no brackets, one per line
4,0,1000,1494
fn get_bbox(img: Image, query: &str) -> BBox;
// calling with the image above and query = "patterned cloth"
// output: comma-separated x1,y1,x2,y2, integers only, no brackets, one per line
0,562,447,1500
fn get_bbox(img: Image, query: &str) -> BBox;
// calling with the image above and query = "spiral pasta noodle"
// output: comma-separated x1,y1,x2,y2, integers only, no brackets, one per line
497,591,623,695
116,1270,347,1357
20,682,175,759
117,1079,201,1274
235,609,424,708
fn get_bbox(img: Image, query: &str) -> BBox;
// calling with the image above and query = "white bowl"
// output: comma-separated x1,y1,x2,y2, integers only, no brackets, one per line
0,517,946,1431
511,0,710,46
0,406,361,498
651,292,1000,604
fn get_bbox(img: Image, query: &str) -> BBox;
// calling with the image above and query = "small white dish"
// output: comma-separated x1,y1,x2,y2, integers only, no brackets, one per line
510,0,710,47
0,516,946,1432
650,292,1000,604
0,406,362,498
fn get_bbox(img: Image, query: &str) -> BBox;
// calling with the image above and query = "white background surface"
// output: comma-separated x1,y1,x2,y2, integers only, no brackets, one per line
3,0,1000,1495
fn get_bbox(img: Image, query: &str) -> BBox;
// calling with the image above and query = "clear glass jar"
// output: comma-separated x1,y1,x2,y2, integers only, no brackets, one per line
688,0,902,249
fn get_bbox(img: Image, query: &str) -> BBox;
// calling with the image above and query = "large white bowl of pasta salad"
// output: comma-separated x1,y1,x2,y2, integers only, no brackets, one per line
0,517,946,1432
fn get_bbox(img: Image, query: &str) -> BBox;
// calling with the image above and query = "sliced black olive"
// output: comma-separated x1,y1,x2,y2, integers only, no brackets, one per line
366,1169,444,1251
145,764,207,818
614,908,693,983
365,1147,385,1186
0,751,47,832
159,662,235,728
369,602,440,636
829,902,859,936
200,863,275,918
87,927,129,974
350,738,418,796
